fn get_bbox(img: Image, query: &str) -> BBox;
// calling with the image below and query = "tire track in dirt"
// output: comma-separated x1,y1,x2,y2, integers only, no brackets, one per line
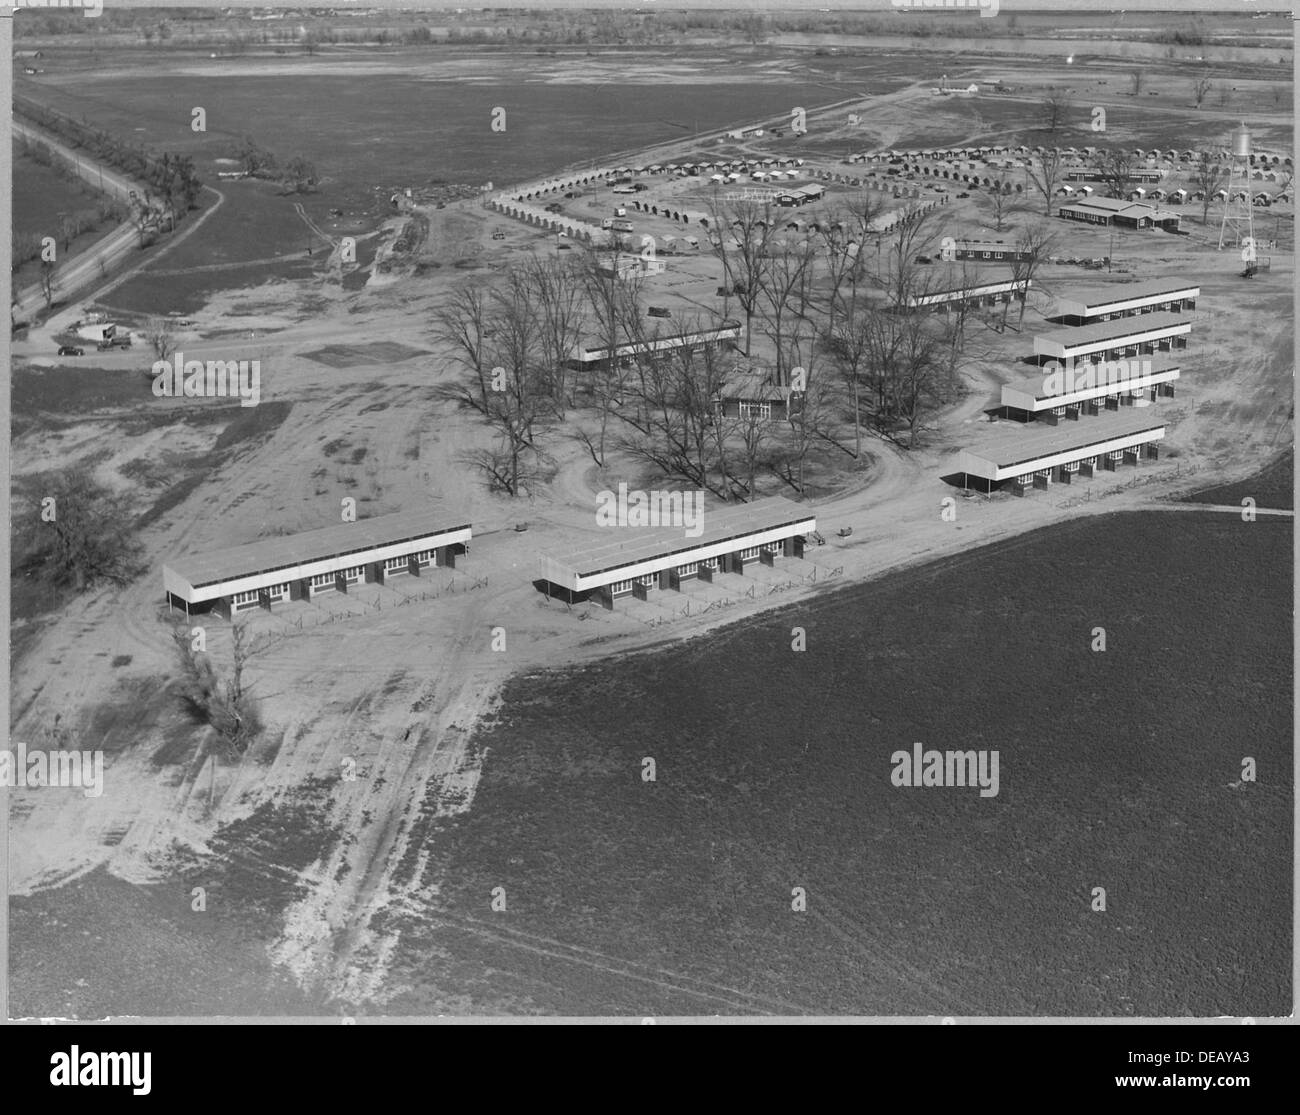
384,906,818,1016
266,589,501,1005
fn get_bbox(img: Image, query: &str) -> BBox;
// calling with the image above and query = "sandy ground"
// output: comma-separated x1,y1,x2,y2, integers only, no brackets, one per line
9,67,1293,1011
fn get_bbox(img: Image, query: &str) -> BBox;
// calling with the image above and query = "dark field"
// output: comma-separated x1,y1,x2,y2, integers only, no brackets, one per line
1184,449,1294,511
22,63,888,213
11,146,102,233
16,57,905,310
385,510,1292,1017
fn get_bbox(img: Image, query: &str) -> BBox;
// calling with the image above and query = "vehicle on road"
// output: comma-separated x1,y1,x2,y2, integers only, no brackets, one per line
58,345,84,356
97,335,132,350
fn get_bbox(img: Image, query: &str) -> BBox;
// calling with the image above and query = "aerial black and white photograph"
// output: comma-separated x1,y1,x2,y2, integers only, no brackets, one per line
4,0,1293,1024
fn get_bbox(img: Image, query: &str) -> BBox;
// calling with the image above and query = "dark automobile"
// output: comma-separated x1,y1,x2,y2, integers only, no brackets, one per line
58,345,84,356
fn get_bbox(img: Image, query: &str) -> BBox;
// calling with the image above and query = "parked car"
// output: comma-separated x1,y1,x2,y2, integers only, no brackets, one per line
58,345,84,356
956,192,970,198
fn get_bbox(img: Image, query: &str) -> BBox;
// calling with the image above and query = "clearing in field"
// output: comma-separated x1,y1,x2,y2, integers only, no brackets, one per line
300,342,432,367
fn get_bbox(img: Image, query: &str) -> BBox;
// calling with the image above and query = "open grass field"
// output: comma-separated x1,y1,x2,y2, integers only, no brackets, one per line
381,509,1291,1017
20,60,895,212
11,145,103,233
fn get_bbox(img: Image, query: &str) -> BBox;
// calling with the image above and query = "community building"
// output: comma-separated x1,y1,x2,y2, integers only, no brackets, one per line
715,366,801,422
163,510,472,617
776,184,826,207
567,320,740,371
1049,278,1199,324
951,411,1166,494
536,496,817,609
1058,196,1181,231
593,253,667,280
1000,357,1180,422
1033,312,1192,366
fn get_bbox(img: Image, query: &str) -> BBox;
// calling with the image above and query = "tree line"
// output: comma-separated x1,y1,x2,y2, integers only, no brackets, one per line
14,96,204,221
12,135,128,274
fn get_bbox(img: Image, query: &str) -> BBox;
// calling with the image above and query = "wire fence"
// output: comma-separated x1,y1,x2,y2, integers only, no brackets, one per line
628,561,844,627
208,575,492,636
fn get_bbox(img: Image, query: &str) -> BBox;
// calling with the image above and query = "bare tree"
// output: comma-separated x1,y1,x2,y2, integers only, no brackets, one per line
814,209,859,338
15,468,144,593
40,258,55,309
1096,146,1136,200
734,409,770,499
1024,147,1066,216
778,361,832,495
821,302,874,461
1041,90,1073,135
758,236,817,382
1007,222,1057,331
1192,76,1213,109
59,214,78,253
613,312,735,497
1129,70,1145,97
433,285,496,415
129,193,156,249
577,241,644,417
707,199,773,356
145,315,177,362
988,182,1018,232
521,251,584,414
878,204,939,311
1192,151,1228,226
171,622,264,755
887,310,945,450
